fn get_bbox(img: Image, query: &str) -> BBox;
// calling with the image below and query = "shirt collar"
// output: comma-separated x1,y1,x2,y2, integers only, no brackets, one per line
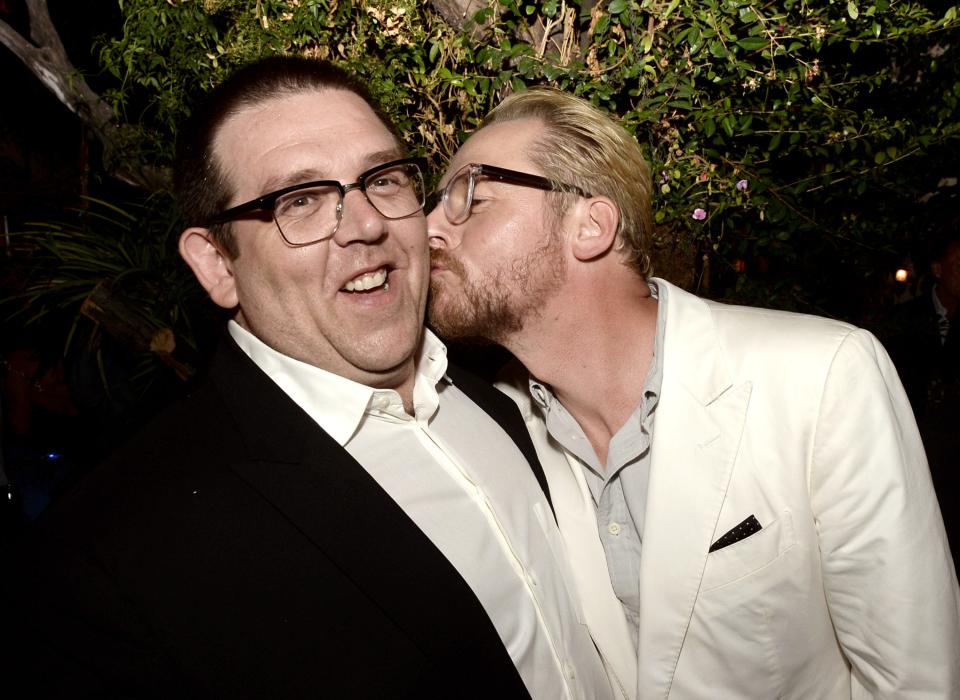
228,321,450,446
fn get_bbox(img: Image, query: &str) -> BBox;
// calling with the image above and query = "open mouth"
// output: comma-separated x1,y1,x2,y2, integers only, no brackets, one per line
342,266,391,293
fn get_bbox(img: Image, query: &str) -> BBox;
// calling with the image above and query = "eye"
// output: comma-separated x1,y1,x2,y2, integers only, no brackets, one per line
274,186,334,218
367,168,411,194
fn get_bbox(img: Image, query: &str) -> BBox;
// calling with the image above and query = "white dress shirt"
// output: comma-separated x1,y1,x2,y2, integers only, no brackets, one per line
228,322,611,699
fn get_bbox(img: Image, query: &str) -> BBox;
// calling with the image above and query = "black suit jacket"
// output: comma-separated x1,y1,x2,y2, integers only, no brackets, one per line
6,337,547,698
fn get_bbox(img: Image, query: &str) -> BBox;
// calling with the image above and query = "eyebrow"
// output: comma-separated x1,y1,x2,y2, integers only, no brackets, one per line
257,148,407,195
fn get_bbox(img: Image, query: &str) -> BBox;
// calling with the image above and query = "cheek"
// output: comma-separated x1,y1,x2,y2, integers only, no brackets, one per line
479,214,542,259
237,247,331,301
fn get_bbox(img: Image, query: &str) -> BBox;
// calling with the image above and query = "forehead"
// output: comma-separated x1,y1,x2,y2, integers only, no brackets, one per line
214,89,399,196
446,117,545,180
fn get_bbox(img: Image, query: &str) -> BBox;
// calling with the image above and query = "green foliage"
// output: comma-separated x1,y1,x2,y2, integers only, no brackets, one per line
91,0,960,315
4,196,213,389
2,0,953,445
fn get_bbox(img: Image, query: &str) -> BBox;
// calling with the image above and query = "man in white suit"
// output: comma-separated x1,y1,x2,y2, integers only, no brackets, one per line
426,88,960,699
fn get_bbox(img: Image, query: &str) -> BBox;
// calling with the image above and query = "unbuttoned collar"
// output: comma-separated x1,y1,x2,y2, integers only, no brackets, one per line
228,321,451,446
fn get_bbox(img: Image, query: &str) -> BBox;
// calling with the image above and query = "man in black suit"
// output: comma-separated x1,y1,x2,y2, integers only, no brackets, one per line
6,57,611,699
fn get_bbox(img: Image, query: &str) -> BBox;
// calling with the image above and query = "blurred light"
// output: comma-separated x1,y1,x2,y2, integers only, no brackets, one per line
734,259,747,273
895,268,909,283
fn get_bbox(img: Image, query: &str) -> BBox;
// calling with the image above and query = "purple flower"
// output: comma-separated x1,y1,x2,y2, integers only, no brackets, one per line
692,208,707,221
736,179,749,192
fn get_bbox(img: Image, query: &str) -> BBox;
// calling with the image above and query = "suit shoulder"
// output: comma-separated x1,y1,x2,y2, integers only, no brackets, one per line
705,299,860,353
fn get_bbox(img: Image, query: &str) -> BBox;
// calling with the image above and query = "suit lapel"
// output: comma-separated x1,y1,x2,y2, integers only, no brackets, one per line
638,281,752,697
208,339,518,670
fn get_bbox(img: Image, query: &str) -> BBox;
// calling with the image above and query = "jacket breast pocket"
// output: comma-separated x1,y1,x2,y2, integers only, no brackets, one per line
700,510,796,593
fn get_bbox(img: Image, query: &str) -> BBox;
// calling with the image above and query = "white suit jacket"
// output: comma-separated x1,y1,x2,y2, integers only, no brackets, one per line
498,279,960,700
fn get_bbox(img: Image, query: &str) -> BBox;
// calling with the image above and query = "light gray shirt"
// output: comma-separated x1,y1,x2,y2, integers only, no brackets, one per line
528,283,667,648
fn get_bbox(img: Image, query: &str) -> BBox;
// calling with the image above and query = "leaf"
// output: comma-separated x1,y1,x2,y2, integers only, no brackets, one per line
736,37,768,50
722,115,735,137
847,1,859,20
708,40,728,58
543,64,565,80
608,0,628,14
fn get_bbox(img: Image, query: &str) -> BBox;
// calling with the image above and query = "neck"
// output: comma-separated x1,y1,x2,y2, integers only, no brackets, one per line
391,369,418,416
505,276,658,465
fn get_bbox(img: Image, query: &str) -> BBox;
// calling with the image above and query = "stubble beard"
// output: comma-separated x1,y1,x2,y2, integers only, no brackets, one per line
428,230,566,345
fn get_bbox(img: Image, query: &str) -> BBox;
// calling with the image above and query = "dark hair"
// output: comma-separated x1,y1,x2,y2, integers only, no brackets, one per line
174,56,398,258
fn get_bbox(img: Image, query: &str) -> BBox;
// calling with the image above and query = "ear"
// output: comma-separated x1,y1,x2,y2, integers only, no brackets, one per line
179,227,239,310
570,196,620,262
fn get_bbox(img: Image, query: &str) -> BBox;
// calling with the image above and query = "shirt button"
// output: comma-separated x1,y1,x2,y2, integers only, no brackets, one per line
608,522,622,536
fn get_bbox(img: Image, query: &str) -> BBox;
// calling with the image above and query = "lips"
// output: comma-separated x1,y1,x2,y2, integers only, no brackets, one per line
342,266,390,292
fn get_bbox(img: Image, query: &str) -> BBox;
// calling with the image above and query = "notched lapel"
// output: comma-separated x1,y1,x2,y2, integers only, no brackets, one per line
211,337,509,666
639,381,751,696
639,282,753,697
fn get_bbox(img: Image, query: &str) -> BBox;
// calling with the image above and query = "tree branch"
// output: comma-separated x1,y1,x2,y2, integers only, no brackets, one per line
0,0,169,191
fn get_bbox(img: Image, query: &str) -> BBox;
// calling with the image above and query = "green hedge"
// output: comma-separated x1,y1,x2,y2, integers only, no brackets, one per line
87,0,958,317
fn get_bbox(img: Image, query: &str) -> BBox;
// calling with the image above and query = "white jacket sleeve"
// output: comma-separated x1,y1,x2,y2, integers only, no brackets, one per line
809,328,960,697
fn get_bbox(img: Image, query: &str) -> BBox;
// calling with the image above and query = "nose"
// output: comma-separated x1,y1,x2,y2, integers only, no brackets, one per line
331,186,387,246
426,204,460,251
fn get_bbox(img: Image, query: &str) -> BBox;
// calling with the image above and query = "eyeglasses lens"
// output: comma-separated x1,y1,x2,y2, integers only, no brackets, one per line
274,184,342,245
364,162,426,220
444,169,474,225
273,161,425,245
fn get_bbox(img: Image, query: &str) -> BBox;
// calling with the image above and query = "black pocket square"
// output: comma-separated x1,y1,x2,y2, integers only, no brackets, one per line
709,514,762,552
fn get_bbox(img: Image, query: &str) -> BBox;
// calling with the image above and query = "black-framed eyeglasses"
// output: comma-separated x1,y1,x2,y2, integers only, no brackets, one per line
208,157,427,247
428,162,592,225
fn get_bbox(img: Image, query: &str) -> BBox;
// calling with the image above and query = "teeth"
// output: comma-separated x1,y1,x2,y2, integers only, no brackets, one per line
344,268,388,292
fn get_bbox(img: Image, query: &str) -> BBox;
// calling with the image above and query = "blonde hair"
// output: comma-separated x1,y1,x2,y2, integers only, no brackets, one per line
483,88,653,277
